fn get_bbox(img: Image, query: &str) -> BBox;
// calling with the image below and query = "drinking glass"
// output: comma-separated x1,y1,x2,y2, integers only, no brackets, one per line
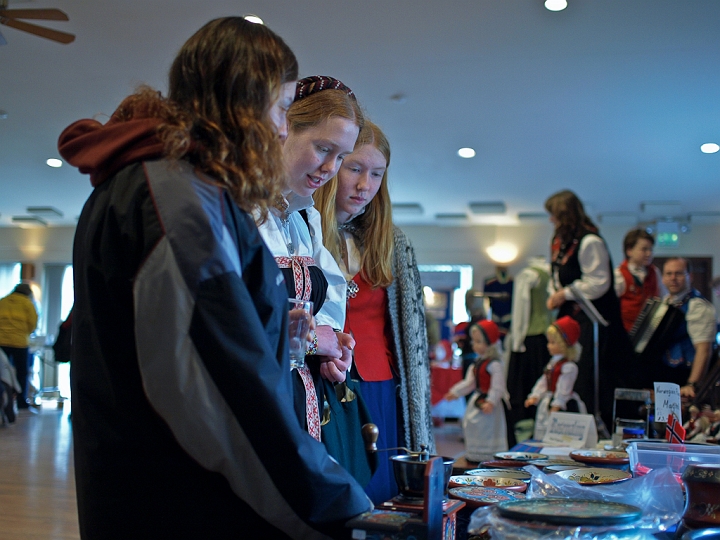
288,299,313,370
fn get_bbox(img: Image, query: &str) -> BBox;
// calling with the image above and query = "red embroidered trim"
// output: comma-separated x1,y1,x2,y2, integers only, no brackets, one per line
296,366,321,441
276,256,316,301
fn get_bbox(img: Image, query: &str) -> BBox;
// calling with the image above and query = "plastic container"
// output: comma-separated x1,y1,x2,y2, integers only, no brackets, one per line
626,441,720,477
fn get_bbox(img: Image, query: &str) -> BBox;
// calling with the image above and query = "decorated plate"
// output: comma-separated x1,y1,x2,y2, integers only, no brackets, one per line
527,458,582,469
495,451,548,461
545,464,589,474
555,467,632,485
569,449,629,465
448,486,525,508
449,475,527,492
496,498,642,526
465,468,532,481
480,460,530,469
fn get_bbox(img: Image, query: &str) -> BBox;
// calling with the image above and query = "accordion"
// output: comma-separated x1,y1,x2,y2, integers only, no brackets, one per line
628,298,683,363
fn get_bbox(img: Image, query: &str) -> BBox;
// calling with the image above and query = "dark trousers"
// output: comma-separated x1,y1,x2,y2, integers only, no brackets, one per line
1,346,30,408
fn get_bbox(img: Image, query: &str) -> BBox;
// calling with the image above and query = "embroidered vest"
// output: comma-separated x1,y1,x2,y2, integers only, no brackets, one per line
344,272,394,381
551,229,619,321
545,358,569,392
618,260,659,332
665,289,704,368
474,357,498,394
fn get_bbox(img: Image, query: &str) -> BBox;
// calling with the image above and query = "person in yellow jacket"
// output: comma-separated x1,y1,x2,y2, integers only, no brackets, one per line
0,284,38,409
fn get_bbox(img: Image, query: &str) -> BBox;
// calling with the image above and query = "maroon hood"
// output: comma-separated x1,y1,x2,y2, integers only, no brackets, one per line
58,112,164,187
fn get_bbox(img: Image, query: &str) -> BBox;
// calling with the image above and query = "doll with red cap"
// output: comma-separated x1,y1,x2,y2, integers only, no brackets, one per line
524,315,587,440
444,320,511,460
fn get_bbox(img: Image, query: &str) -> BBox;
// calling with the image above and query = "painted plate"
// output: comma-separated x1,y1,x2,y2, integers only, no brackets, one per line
545,464,589,473
569,449,629,465
496,498,642,526
448,486,525,508
448,475,527,492
480,460,530,469
527,458,582,469
495,451,548,461
465,468,532,481
555,467,632,485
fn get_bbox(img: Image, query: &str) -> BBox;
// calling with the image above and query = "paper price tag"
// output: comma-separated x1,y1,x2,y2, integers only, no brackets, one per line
654,382,681,423
542,412,598,449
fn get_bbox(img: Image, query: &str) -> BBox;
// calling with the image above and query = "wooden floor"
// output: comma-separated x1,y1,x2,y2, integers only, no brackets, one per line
0,404,79,540
0,402,463,539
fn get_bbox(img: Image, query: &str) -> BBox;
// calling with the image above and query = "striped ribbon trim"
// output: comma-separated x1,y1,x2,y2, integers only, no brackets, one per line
276,255,320,440
275,256,316,301
296,366,321,441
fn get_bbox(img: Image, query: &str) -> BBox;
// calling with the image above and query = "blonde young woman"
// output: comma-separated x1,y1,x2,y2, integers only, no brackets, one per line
315,121,434,504
257,76,380,486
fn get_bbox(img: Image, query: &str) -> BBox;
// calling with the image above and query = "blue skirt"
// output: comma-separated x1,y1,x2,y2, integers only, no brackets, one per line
358,378,400,505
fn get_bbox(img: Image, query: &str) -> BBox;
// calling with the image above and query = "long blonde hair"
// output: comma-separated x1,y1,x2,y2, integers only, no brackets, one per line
315,121,394,288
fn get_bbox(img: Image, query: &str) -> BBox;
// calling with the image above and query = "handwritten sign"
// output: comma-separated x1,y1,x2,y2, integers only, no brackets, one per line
542,412,598,448
654,382,682,423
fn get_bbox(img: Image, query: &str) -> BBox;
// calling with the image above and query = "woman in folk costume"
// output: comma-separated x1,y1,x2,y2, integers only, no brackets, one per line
525,316,587,440
256,76,377,485
314,120,434,504
544,189,630,428
444,320,510,461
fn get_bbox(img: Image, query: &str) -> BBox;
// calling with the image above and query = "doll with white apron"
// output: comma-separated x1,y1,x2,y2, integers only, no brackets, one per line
445,320,510,461
525,315,586,440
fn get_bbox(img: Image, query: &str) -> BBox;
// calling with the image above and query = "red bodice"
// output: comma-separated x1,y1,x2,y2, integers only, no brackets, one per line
344,272,395,381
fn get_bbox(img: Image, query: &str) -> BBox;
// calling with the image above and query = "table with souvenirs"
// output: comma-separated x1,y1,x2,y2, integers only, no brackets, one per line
344,414,720,540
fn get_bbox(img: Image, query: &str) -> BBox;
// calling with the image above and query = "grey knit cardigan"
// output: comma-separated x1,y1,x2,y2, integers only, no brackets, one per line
387,226,436,453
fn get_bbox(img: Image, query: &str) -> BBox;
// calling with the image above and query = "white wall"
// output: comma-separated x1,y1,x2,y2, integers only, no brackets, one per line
0,226,75,266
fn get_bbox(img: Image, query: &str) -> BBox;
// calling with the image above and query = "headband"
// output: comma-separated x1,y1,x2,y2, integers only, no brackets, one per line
295,75,356,101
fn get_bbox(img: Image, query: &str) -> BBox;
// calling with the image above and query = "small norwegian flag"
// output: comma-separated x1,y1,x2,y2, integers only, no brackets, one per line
665,413,686,443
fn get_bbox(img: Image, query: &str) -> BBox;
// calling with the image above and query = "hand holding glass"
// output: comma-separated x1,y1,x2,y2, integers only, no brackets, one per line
288,299,313,370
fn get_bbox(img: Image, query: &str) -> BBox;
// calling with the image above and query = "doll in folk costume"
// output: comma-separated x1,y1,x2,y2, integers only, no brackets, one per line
525,315,587,440
445,320,510,461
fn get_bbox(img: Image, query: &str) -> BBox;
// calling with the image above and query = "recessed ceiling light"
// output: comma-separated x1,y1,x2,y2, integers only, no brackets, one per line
700,143,719,154
545,0,568,11
458,147,476,159
46,158,62,168
244,15,264,25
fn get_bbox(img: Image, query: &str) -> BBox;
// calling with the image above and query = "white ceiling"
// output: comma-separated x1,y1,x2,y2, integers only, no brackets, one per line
1,0,720,228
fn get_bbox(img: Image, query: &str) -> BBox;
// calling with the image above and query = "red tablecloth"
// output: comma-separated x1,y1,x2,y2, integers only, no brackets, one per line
430,365,464,405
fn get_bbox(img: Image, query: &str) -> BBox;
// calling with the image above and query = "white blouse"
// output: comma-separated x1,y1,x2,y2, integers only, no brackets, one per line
256,193,347,330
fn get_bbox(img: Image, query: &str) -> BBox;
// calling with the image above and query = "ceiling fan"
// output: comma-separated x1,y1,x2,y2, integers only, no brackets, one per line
0,0,75,45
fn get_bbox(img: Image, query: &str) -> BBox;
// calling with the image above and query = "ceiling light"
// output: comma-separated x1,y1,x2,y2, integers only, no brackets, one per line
243,15,264,25
517,212,548,221
486,242,519,264
469,201,506,214
700,143,719,154
392,203,423,215
27,206,63,218
0,109,8,120
12,215,47,228
457,147,476,159
435,213,468,221
46,158,62,168
545,0,567,11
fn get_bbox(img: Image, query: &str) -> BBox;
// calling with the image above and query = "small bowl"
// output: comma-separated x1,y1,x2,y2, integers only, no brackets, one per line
391,454,455,499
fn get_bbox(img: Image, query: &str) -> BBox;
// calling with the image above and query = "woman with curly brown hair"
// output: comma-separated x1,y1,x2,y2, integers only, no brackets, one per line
59,18,370,539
